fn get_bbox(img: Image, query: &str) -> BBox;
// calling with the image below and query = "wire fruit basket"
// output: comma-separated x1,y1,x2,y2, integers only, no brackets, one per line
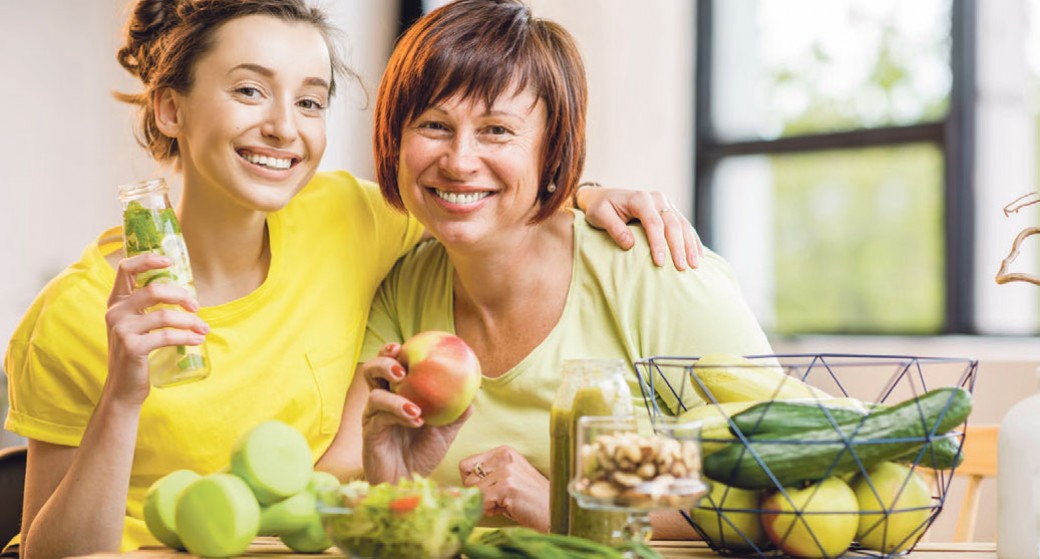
634,354,978,558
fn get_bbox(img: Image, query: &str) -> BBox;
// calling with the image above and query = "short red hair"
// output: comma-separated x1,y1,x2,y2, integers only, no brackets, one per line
373,0,588,223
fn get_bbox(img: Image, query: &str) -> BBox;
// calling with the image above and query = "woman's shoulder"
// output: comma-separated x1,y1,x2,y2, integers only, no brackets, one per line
385,238,449,284
572,211,739,285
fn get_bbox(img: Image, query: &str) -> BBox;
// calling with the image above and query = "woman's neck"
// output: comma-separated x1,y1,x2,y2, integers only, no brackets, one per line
177,186,271,307
449,211,574,314
449,211,575,377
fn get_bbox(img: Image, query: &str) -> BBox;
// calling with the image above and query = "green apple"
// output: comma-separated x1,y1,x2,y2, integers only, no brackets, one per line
280,516,332,554
760,477,858,558
142,469,201,549
852,462,932,553
230,420,313,505
175,474,260,558
259,490,316,536
394,331,482,426
690,482,768,551
260,471,341,537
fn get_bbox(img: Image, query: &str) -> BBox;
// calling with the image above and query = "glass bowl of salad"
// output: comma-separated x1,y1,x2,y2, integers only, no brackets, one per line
315,476,483,559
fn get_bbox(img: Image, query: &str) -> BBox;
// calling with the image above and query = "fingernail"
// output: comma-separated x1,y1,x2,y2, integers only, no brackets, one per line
403,403,421,418
391,364,406,380
384,343,398,353
653,251,666,266
200,322,210,334
192,334,206,344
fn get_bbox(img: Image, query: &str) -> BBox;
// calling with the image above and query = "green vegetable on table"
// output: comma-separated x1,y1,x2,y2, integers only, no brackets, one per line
727,398,965,469
322,476,482,558
704,387,973,489
461,527,663,559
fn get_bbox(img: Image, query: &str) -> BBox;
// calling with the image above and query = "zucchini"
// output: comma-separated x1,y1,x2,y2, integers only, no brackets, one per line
730,399,964,469
702,387,973,489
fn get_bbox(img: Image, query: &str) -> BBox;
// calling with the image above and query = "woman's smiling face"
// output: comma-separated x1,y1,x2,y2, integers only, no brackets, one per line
160,14,332,212
397,87,547,247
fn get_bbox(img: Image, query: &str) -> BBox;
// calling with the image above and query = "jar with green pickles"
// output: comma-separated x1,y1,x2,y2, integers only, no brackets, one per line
549,359,633,544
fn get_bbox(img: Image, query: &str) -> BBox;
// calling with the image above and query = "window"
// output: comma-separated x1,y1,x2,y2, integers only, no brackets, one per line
695,0,976,335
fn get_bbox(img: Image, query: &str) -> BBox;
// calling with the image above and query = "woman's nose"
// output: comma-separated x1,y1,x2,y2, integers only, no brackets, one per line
439,134,480,178
261,101,298,143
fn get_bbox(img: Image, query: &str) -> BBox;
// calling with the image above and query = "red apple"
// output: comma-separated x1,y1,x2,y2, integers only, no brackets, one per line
394,331,482,426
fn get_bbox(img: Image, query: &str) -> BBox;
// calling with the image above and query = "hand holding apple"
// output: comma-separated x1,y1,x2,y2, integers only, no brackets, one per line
360,332,481,484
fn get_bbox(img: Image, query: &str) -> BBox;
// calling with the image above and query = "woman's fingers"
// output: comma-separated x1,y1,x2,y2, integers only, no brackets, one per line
360,356,407,390
378,342,401,359
364,388,423,428
109,254,172,305
458,446,550,531
115,327,207,358
132,307,210,336
684,219,704,269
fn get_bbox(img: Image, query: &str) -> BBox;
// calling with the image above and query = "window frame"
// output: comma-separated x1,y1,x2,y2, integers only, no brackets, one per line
693,0,977,335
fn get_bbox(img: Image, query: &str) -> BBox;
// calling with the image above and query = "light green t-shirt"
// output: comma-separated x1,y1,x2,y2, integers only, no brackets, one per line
361,211,772,523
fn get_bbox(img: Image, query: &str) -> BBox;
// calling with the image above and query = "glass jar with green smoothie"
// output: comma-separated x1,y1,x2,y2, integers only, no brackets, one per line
118,178,210,388
549,359,633,544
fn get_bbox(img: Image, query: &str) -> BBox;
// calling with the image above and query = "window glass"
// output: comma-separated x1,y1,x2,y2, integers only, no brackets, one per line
712,0,952,142
712,145,945,334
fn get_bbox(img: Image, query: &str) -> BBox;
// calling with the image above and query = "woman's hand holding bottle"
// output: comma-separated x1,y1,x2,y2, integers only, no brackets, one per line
104,254,208,406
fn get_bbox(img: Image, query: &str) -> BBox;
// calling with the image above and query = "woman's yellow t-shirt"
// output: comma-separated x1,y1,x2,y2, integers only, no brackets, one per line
4,171,423,550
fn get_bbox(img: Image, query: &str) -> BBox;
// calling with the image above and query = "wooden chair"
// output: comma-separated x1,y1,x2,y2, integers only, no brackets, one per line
949,425,999,542
916,425,999,542
0,445,26,549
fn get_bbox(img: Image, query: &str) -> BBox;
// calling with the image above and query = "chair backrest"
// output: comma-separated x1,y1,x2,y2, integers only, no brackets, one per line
0,445,27,549
951,425,999,542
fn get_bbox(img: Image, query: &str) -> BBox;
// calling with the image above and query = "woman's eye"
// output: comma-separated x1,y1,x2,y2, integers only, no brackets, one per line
298,99,326,111
236,86,262,98
487,125,510,135
418,121,450,132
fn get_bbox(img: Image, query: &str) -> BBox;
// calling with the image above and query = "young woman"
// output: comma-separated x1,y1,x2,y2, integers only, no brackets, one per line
4,0,699,556
351,0,774,537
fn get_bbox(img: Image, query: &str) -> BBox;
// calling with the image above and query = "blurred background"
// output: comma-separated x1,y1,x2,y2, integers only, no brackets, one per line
2,0,1039,542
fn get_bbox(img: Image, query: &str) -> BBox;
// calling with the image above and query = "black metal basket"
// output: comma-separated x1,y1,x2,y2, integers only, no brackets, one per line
634,354,978,558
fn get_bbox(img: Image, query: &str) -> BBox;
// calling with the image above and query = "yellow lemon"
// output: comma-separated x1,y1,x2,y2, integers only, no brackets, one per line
852,462,933,553
760,477,858,558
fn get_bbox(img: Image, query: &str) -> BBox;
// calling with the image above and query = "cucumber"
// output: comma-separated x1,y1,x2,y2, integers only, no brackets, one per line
703,387,972,489
730,399,964,469
729,400,867,436
895,431,964,469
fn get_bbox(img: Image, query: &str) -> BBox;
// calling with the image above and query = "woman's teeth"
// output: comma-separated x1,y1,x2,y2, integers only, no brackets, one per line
434,189,491,205
241,152,292,170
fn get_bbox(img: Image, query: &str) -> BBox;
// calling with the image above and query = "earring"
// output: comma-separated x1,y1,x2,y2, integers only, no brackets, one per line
547,183,557,193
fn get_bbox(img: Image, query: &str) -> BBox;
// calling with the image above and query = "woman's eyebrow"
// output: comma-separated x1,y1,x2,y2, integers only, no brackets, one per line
227,63,330,90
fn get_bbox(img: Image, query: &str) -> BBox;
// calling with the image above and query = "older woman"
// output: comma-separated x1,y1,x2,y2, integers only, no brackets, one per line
352,0,772,536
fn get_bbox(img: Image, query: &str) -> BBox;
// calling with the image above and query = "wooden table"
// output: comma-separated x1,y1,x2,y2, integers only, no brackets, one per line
87,538,997,558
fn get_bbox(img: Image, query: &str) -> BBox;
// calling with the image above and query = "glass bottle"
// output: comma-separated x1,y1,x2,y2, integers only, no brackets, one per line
997,366,1040,559
549,359,633,543
118,178,210,388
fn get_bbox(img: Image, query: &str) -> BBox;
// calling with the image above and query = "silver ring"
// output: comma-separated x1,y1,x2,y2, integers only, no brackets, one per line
660,207,675,215
473,463,488,479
